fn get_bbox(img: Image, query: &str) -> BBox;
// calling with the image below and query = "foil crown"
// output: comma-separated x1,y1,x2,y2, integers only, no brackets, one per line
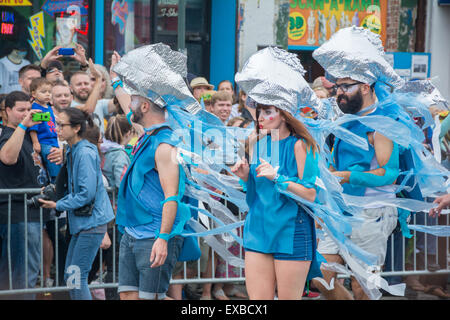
112,43,201,114
235,46,324,117
396,79,449,110
313,26,405,89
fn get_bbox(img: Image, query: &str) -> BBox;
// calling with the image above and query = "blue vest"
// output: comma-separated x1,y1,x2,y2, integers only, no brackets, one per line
116,127,181,228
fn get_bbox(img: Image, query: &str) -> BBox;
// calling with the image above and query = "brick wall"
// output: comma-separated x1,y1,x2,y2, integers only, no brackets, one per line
385,0,401,51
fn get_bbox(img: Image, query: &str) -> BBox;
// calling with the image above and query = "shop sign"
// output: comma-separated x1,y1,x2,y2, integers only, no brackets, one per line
288,0,387,49
0,0,32,6
28,11,45,60
1,10,14,35
158,0,178,17
42,0,87,16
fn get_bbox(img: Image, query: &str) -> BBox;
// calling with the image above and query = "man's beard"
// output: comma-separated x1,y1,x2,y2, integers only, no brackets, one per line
131,107,144,125
337,89,363,114
73,91,89,103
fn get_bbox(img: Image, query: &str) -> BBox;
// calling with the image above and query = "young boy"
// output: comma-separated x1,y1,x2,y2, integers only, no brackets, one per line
210,91,233,124
29,78,61,183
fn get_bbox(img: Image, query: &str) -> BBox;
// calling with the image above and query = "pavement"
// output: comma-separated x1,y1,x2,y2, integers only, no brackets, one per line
227,282,450,301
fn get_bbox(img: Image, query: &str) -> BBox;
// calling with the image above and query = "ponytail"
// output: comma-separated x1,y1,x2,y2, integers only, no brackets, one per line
60,107,96,138
104,115,132,144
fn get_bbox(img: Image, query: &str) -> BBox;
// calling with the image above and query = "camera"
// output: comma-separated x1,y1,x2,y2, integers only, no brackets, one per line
27,184,57,209
32,112,51,122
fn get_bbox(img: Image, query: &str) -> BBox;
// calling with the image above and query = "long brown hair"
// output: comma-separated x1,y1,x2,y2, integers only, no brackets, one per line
245,105,318,157
105,115,132,145
279,108,318,154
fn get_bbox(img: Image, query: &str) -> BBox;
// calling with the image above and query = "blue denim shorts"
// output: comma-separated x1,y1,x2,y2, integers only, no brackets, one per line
118,232,183,299
246,208,315,261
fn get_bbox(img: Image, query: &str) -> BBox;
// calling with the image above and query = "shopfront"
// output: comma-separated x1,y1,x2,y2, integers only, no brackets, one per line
101,0,213,78
0,0,92,65
0,0,235,89
287,0,428,83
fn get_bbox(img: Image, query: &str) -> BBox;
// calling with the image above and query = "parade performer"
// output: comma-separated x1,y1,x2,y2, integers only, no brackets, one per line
311,26,450,300
110,44,251,300
111,45,201,300
231,47,335,300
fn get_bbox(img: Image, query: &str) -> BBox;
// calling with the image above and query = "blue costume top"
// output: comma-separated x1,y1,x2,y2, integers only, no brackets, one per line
332,107,400,197
244,134,319,246
244,134,323,279
116,126,183,231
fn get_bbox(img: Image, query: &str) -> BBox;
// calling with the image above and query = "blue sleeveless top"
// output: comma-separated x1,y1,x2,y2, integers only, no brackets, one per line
244,134,320,254
116,127,182,230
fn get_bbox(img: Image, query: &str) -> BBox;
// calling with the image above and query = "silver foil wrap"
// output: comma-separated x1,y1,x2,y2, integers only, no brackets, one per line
313,26,405,89
235,46,324,117
112,43,201,114
396,79,449,110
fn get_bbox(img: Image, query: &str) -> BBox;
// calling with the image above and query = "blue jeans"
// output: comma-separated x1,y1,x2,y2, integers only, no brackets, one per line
41,143,61,182
0,222,41,300
64,232,104,300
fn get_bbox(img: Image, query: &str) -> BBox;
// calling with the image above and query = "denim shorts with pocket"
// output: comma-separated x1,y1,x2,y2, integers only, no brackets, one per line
118,232,183,299
245,207,315,261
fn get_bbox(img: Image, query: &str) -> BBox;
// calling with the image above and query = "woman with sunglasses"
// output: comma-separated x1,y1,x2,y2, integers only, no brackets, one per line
39,107,115,300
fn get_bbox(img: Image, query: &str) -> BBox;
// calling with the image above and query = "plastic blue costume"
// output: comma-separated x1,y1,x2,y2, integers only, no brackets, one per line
332,107,400,197
244,134,322,280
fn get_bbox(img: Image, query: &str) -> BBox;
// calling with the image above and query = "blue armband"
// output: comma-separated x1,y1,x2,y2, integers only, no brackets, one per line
160,195,180,205
349,142,400,187
18,123,27,131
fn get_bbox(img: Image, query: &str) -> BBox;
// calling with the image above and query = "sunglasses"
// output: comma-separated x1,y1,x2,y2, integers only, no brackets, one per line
333,82,363,93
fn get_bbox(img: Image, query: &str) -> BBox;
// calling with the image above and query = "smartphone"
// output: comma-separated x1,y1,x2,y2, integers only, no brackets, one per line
58,48,75,56
32,112,51,122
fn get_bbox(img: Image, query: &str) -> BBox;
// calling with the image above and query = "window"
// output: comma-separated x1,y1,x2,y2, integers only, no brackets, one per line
104,0,152,68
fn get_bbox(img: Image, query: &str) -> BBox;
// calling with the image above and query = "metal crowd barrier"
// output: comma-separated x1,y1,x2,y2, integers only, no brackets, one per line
0,188,448,298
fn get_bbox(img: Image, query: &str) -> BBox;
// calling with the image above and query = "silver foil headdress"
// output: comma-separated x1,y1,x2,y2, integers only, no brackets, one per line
235,46,324,117
313,26,405,89
396,79,449,110
112,43,201,114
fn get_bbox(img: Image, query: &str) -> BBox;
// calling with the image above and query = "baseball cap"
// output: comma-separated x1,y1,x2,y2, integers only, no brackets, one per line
190,77,214,90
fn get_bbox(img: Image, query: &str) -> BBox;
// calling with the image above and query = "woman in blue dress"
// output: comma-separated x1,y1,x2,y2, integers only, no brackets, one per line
232,104,321,300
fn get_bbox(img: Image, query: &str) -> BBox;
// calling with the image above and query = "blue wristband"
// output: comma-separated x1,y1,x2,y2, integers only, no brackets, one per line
112,80,123,90
157,233,170,241
18,123,27,131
